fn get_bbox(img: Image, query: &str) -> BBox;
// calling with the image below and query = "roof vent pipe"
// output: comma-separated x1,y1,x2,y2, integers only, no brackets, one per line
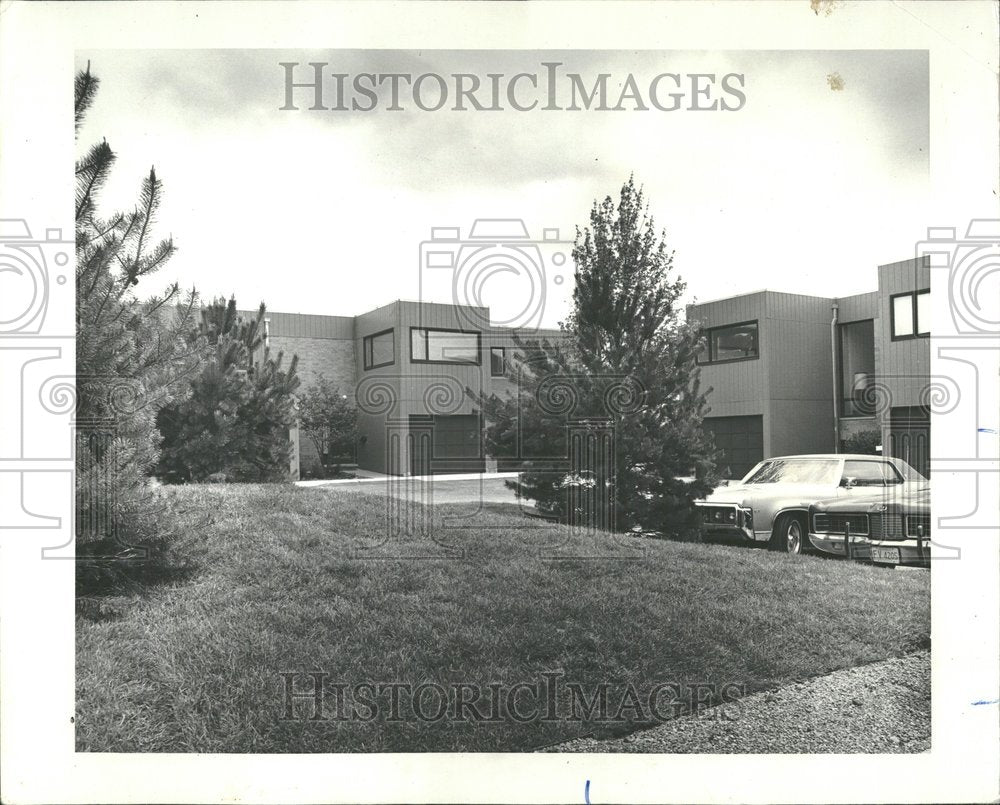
831,301,840,453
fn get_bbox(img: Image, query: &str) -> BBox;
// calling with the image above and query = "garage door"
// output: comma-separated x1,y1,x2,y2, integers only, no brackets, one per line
409,414,485,475
703,415,764,481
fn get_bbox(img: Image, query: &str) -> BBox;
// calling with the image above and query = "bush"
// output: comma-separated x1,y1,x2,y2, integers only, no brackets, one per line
156,298,300,482
297,374,359,475
843,428,881,455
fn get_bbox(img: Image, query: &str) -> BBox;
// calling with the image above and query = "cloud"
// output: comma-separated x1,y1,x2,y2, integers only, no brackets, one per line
74,49,929,321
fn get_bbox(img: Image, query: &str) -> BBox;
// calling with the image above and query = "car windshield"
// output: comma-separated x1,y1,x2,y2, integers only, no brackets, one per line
743,458,840,485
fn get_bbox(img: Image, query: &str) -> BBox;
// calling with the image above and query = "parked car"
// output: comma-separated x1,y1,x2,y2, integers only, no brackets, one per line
808,483,930,561
694,454,927,554
866,485,931,568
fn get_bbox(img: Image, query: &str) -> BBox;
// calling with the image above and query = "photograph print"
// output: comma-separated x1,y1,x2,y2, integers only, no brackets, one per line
70,46,939,757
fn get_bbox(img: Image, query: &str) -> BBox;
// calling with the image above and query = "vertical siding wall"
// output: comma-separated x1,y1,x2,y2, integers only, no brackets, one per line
876,258,931,407
353,302,401,474
688,292,767,419
762,292,837,456
689,290,837,459
875,258,931,459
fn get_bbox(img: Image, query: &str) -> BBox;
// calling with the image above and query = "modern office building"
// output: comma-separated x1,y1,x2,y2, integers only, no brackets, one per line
252,300,563,479
255,256,929,481
686,256,931,479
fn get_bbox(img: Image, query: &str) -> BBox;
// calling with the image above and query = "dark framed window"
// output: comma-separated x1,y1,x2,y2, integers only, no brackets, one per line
363,329,395,370
410,327,481,365
697,320,759,365
490,347,506,377
890,289,930,340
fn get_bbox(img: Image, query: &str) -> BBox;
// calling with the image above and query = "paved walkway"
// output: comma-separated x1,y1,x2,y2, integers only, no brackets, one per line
296,470,520,487
297,472,524,506
545,651,931,754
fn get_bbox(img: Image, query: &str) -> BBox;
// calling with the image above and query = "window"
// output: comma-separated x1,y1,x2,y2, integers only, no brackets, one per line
698,320,759,364
490,347,506,377
363,329,395,370
744,458,839,485
842,460,904,487
891,290,929,339
916,290,930,335
410,328,480,365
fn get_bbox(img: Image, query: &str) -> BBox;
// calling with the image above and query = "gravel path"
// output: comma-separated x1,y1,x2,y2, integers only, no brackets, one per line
546,651,930,754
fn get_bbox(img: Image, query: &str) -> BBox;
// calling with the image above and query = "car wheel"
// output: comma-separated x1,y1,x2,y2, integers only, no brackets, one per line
771,513,806,554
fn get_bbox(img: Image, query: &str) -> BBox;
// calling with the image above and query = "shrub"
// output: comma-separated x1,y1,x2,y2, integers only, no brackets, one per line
297,374,359,475
156,298,300,482
843,428,881,455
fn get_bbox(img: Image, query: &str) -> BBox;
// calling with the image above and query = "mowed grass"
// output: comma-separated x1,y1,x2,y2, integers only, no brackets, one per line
76,484,930,752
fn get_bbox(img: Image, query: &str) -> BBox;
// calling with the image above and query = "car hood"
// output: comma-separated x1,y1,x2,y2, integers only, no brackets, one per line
700,482,836,508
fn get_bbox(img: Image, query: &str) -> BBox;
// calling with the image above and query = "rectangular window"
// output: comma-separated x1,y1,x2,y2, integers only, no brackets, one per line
842,460,903,487
698,320,759,364
363,329,395,370
892,294,914,338
490,347,506,377
410,328,481,365
891,290,929,340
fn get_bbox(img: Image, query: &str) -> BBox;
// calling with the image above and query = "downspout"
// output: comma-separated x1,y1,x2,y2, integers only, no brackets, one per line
830,301,840,453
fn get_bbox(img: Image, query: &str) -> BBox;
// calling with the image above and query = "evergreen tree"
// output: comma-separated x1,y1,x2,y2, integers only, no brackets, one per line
480,177,719,535
75,64,205,584
156,298,301,482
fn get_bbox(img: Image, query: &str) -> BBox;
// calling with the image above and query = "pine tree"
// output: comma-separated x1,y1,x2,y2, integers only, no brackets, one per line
480,177,719,535
75,63,205,585
156,298,300,481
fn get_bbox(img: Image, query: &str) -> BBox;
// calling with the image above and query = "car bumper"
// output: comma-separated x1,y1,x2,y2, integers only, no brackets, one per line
869,539,931,568
808,533,872,559
695,503,762,542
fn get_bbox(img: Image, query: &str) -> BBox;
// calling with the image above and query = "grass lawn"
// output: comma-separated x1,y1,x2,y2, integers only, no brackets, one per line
76,484,930,752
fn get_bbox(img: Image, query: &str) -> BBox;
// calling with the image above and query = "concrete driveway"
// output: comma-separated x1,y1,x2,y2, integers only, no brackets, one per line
298,472,522,506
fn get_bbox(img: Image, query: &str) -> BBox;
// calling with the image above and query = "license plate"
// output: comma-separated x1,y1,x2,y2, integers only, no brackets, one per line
872,546,900,564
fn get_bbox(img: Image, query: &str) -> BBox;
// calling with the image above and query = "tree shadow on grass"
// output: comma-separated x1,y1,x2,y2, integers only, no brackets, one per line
75,539,200,623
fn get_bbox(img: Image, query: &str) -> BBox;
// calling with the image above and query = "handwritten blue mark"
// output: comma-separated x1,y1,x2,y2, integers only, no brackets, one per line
585,779,591,804
978,428,997,434
972,698,999,706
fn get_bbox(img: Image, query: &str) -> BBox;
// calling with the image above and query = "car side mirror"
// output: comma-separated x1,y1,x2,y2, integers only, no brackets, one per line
841,476,856,489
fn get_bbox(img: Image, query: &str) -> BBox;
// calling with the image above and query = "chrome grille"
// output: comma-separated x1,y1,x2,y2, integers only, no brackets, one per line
870,513,905,540
906,514,931,538
812,513,869,536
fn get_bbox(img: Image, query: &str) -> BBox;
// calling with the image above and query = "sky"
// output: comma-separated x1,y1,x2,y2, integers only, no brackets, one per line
76,49,929,328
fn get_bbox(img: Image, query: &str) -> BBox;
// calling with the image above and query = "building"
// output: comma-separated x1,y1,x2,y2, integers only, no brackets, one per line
250,300,563,479
686,257,931,479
